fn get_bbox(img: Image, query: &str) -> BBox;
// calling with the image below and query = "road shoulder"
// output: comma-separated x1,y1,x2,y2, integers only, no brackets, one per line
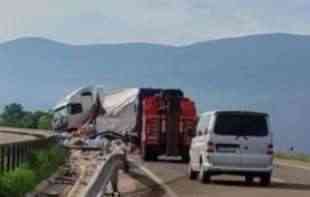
275,159,310,171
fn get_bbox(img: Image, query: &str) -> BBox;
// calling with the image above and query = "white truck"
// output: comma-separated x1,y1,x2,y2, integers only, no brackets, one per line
53,86,100,132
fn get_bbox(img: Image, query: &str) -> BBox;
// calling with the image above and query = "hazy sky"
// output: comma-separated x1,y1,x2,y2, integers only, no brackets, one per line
1,0,309,45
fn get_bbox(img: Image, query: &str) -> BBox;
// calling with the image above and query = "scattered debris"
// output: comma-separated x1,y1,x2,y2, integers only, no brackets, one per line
28,135,127,197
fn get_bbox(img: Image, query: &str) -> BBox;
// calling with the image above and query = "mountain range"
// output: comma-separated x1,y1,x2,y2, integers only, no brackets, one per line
0,33,309,153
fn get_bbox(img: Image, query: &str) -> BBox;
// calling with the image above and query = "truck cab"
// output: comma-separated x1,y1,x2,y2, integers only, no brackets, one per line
52,86,97,132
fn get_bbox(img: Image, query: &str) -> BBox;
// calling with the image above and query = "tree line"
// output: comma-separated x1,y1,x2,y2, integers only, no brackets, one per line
0,103,53,129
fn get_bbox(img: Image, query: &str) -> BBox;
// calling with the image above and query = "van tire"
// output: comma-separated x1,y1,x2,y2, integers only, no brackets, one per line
260,173,271,186
245,176,254,185
198,165,210,183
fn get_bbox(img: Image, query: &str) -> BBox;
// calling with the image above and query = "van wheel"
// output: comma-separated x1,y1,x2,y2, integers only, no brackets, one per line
188,165,198,180
260,173,271,186
245,176,254,185
198,164,210,183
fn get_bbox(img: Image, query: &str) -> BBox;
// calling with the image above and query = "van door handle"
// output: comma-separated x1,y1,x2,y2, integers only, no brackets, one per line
244,146,248,150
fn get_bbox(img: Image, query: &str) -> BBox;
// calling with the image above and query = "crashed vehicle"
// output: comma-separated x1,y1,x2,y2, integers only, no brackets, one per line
53,86,198,161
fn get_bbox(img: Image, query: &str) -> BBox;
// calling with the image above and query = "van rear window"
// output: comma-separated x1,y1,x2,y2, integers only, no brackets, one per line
214,113,268,136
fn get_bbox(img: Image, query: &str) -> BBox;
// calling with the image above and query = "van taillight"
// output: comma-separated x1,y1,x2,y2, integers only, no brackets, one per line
267,144,273,155
207,142,215,153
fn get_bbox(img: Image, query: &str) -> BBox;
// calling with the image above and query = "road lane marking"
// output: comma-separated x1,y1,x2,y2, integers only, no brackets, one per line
129,160,179,197
275,160,310,171
138,165,179,197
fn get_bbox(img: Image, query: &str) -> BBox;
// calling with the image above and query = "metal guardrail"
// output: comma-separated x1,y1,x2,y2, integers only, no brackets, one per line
80,153,125,197
0,128,55,173
0,126,54,139
1,126,128,197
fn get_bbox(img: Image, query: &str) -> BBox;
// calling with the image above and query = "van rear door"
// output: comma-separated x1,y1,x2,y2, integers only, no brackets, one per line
211,114,243,169
213,112,272,169
237,114,272,169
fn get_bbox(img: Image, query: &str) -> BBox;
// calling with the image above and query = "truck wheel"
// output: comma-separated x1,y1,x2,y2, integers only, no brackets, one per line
260,173,271,186
182,153,190,163
142,145,151,161
151,153,158,161
142,145,157,161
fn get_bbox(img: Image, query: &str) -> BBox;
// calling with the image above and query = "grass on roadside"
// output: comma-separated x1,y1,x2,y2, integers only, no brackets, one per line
0,145,67,197
275,152,310,163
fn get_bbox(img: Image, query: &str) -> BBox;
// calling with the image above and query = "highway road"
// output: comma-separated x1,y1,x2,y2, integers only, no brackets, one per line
119,157,310,197
1,126,308,197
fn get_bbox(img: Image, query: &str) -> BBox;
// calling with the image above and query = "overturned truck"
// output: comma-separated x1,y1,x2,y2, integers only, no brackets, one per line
53,87,198,161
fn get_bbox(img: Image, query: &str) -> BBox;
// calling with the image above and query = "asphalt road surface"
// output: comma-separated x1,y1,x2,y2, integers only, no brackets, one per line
120,157,310,197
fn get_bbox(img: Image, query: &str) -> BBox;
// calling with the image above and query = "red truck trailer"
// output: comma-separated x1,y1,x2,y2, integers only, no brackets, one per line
139,90,197,161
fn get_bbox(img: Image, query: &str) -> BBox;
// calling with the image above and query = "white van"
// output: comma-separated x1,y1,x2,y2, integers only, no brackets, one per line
189,111,273,186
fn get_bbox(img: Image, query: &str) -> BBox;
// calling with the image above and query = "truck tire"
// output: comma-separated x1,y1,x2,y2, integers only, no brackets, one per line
142,145,152,161
151,153,158,161
182,153,190,163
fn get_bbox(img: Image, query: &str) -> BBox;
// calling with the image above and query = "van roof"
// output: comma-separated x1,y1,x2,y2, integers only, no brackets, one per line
201,110,269,117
